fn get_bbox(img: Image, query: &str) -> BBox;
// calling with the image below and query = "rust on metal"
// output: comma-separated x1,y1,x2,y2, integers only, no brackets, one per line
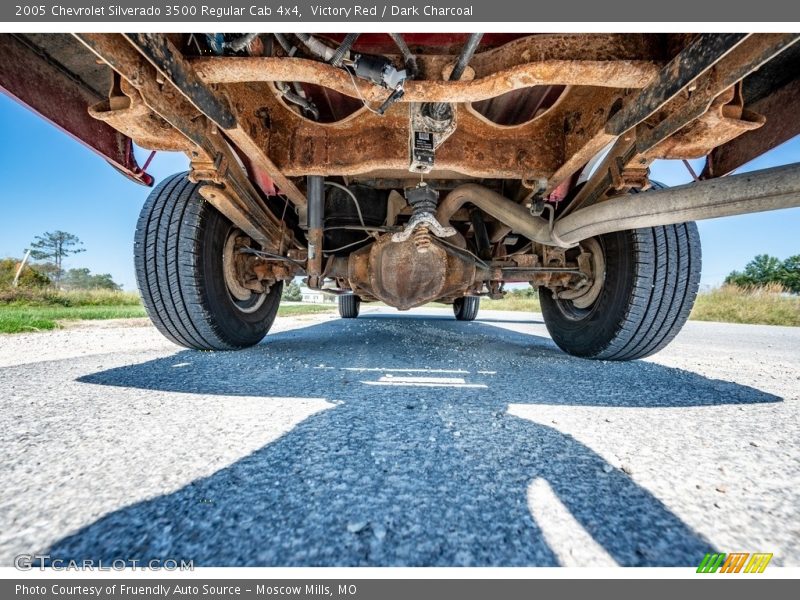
342,229,594,306
198,185,287,251
0,33,153,185
305,227,324,288
701,77,800,178
88,79,194,152
558,33,799,209
73,32,790,194
648,85,765,159
124,33,237,129
251,260,299,284
254,82,623,180
121,33,309,210
8,31,800,313
193,56,660,104
634,33,799,156
604,33,751,136
74,33,295,251
346,233,479,309
51,30,799,309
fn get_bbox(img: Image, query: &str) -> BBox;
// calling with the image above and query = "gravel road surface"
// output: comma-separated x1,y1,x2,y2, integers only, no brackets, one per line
1,307,798,567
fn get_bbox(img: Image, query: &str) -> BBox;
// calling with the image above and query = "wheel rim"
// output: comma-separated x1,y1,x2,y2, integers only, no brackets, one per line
552,237,606,321
222,228,268,314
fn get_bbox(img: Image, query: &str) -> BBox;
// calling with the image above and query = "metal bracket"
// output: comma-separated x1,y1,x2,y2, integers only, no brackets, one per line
408,102,457,174
522,176,549,216
189,153,228,185
608,157,650,193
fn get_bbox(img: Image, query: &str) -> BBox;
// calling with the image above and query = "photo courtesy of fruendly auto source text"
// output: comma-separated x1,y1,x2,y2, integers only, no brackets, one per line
0,1,799,598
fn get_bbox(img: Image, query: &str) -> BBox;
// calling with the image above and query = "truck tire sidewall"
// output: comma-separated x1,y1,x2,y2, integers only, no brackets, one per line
454,296,479,320
339,294,360,318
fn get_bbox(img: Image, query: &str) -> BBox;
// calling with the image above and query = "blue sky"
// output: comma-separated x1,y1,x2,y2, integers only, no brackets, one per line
0,91,798,291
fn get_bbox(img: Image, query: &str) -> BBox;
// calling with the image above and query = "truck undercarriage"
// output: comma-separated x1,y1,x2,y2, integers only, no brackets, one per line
2,32,799,359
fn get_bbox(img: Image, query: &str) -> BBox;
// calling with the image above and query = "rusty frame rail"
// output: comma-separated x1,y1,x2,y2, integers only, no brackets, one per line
604,33,750,136
74,33,293,251
121,32,308,211
701,77,800,178
561,33,800,214
125,33,237,129
0,34,154,186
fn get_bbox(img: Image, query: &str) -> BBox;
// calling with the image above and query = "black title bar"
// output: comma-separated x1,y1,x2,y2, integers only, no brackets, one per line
2,1,800,22
6,579,800,600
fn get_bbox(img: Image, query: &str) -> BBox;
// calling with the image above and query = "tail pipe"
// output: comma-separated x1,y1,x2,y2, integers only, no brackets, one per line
436,163,800,247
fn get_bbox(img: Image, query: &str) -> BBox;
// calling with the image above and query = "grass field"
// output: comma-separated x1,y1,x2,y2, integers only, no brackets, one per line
0,288,142,307
475,285,800,327
690,284,800,327
0,289,336,334
0,289,145,333
277,304,336,317
481,293,541,313
0,305,148,333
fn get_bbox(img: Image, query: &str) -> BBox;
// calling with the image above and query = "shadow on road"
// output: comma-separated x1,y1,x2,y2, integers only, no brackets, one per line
361,311,546,325
51,315,780,566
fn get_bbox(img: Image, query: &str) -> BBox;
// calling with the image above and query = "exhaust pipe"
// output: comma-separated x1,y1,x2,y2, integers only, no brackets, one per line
437,163,800,247
436,184,552,242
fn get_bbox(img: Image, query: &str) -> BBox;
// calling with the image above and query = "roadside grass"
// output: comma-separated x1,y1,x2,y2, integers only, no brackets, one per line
0,289,145,333
277,304,336,316
689,284,800,327
0,288,141,307
0,288,337,333
480,284,799,327
481,293,541,313
1,284,797,333
0,305,147,333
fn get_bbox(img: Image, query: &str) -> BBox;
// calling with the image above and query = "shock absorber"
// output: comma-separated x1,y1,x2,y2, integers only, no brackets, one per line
306,175,324,287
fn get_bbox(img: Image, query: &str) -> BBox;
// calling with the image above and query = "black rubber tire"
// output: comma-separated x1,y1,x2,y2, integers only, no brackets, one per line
454,296,480,321
134,172,282,351
539,223,701,361
338,294,361,318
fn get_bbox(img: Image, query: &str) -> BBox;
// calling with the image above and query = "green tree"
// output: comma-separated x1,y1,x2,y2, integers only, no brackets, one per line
725,253,800,293
62,268,121,291
0,258,51,289
29,231,85,285
34,262,61,281
779,255,800,293
282,280,302,301
724,270,750,287
725,254,782,287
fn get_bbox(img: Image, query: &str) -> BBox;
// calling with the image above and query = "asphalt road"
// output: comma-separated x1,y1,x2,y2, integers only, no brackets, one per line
1,307,798,567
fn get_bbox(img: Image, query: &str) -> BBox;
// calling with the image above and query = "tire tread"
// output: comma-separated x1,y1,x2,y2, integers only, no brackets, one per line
541,222,701,361
134,173,280,350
